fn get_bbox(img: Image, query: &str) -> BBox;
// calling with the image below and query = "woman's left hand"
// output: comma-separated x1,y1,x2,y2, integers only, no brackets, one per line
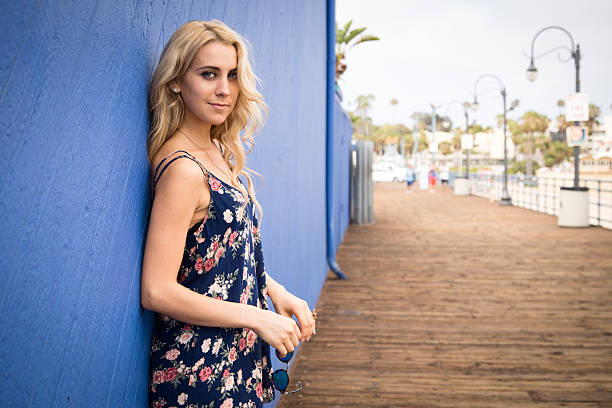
270,288,316,342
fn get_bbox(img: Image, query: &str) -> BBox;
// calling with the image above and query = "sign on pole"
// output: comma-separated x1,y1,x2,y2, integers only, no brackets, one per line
566,125,587,147
566,93,589,122
461,134,473,150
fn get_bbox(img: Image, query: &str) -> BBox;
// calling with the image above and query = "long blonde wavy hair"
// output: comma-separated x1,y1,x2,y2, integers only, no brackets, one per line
147,20,266,216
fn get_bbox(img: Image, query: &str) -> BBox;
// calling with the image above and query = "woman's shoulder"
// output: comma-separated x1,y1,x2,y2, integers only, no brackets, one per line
153,139,207,188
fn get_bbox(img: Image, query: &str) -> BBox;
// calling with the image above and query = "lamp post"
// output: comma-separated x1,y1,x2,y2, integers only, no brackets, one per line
472,74,519,206
430,104,441,165
444,100,472,196
445,100,471,178
526,25,581,189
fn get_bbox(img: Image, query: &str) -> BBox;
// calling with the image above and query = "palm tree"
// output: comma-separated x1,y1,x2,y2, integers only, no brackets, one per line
336,20,379,80
350,94,376,142
520,111,549,176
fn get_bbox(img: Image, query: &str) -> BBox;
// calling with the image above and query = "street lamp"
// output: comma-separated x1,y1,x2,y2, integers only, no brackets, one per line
445,101,472,179
473,74,518,206
430,104,441,165
526,25,582,189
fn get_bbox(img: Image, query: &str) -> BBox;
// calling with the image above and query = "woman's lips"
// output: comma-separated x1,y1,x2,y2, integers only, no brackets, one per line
209,103,229,111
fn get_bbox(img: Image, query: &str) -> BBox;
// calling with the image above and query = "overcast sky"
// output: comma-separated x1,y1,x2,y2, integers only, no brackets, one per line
336,0,612,129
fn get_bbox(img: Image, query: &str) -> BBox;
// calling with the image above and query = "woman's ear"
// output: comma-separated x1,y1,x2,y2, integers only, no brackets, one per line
169,80,181,94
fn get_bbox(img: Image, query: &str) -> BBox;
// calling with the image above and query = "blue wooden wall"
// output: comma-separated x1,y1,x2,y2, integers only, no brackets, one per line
0,0,354,406
330,96,352,257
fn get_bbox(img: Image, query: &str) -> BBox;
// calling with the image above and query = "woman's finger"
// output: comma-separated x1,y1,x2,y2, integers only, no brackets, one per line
276,343,288,358
296,307,314,341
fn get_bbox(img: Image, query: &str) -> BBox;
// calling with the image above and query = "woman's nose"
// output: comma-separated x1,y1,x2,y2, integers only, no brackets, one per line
216,78,230,96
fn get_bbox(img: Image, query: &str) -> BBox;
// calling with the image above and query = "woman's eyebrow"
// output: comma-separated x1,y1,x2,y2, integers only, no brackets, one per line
195,65,220,71
195,65,238,71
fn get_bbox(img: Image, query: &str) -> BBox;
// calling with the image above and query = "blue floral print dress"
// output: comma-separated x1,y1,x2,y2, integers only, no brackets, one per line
148,150,275,408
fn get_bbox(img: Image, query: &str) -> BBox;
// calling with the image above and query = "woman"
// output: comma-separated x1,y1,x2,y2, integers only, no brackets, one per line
141,20,316,407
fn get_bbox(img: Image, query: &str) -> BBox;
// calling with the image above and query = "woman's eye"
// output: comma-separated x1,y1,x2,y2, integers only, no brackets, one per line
202,71,216,79
228,71,238,80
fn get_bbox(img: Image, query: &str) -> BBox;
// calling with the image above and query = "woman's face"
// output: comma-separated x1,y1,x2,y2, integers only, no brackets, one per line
175,41,240,126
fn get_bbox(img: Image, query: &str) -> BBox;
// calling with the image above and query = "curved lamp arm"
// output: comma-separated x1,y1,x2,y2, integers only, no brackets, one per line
473,74,505,108
527,26,578,81
529,25,576,62
444,100,468,117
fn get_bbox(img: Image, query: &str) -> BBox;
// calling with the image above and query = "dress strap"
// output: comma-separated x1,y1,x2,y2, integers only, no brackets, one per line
153,150,207,191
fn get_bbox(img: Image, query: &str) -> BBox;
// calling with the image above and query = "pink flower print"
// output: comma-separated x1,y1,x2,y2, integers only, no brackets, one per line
164,367,178,382
204,258,214,272
194,258,203,272
153,370,165,384
183,324,192,331
246,330,257,348
152,398,167,408
199,366,212,382
164,349,180,361
210,178,221,191
229,347,237,363
229,231,238,247
220,399,233,408
177,392,188,405
239,337,246,351
215,247,225,262
223,368,230,378
256,382,263,399
211,241,219,252
195,221,205,235
223,227,231,244
240,291,248,305
188,374,196,386
178,332,193,344
224,374,234,390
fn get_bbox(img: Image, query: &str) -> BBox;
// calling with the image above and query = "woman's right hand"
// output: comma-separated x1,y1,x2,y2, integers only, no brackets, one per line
253,308,301,358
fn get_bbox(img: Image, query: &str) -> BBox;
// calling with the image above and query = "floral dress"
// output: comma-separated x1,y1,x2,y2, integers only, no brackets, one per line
148,150,275,408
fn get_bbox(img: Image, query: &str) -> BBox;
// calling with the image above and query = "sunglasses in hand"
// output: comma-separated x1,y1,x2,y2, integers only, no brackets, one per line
272,349,302,394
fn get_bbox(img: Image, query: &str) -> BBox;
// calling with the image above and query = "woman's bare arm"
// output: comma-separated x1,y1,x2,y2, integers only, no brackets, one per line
140,159,301,355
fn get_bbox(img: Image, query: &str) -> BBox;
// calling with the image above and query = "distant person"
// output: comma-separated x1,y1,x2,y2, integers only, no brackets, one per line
439,163,450,186
428,165,437,193
405,164,415,193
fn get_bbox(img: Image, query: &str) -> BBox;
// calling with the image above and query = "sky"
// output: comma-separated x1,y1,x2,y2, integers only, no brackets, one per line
336,0,612,129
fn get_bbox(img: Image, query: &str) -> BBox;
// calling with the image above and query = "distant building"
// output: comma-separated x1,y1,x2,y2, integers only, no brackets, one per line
577,154,612,174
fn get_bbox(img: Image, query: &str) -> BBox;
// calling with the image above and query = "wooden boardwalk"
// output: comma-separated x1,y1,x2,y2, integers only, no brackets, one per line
278,182,612,408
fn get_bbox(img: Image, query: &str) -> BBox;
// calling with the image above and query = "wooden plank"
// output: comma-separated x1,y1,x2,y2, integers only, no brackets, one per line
278,183,612,407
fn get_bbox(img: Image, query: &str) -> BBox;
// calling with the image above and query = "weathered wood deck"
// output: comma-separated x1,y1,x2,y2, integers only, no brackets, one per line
278,182,612,408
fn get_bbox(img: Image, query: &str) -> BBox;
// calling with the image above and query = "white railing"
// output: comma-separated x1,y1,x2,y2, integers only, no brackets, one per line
468,173,612,230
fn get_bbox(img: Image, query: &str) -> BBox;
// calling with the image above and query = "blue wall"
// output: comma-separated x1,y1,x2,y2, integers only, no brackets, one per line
330,96,352,256
0,1,353,406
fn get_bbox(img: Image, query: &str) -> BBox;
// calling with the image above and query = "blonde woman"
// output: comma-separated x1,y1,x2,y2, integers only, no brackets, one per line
141,20,315,407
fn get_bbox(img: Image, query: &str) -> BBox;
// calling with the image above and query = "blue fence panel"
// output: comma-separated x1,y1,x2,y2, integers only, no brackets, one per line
0,0,334,406
330,96,352,256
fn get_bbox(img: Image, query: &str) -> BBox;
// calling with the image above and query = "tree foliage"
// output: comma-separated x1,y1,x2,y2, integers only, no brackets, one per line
410,111,452,132
336,21,380,80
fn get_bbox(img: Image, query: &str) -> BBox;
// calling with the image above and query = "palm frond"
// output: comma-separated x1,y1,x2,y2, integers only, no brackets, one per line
354,35,380,45
345,27,367,43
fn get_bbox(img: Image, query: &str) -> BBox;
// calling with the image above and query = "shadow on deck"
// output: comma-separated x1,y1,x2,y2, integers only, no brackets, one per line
278,182,612,408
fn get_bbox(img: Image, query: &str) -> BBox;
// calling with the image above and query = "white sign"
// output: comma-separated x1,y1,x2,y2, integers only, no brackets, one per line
428,141,438,153
566,125,587,147
566,93,589,122
605,115,612,142
461,134,473,150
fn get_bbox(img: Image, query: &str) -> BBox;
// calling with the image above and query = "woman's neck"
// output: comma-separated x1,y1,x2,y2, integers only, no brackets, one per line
179,112,214,149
